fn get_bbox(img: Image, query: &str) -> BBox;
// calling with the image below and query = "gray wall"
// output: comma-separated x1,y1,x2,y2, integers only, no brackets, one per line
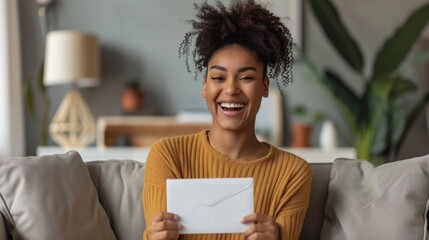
19,0,429,159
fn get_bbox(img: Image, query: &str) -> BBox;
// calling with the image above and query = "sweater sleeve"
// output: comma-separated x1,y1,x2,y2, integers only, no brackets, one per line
142,140,182,240
275,159,312,240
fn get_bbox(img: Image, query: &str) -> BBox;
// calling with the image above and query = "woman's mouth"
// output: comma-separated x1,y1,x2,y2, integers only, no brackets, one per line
219,102,246,112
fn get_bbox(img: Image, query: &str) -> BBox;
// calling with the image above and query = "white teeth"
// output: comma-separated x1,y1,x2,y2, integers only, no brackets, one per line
220,103,245,108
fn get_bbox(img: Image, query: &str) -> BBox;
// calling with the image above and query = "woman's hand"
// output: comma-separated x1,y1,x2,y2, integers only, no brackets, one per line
149,211,182,240
241,213,279,240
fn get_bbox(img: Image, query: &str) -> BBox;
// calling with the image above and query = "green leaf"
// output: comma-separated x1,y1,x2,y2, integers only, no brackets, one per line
371,76,417,100
323,70,360,124
389,79,417,99
390,101,406,148
371,100,405,159
370,107,387,155
293,104,308,117
308,0,364,72
357,85,373,127
373,3,429,78
370,77,394,101
396,49,429,75
394,92,429,157
23,76,36,120
354,125,373,160
37,61,46,92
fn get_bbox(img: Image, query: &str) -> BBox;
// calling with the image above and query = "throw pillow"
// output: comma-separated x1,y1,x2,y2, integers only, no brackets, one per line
0,151,116,240
320,155,429,240
86,160,145,240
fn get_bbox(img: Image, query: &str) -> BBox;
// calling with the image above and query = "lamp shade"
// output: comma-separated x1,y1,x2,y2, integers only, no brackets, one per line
44,30,100,87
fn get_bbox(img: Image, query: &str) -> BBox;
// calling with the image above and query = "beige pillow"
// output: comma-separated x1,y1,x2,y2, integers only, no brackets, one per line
320,155,429,240
86,160,145,240
0,151,116,240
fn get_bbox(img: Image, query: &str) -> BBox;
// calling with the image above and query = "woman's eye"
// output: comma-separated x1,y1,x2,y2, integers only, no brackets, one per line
240,76,254,81
211,77,224,81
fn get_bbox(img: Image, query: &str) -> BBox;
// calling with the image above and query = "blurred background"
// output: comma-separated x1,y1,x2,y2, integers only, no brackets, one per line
12,0,429,160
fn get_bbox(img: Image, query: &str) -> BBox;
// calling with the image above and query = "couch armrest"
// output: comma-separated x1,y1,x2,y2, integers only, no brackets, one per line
0,215,9,240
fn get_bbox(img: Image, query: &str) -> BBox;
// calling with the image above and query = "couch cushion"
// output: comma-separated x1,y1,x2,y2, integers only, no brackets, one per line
300,163,332,240
320,155,429,240
0,214,9,240
0,151,116,240
86,160,145,240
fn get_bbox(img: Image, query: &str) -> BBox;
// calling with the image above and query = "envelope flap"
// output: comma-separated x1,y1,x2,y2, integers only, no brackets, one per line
205,180,253,206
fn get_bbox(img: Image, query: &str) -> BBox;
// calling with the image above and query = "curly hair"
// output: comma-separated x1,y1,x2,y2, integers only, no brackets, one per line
178,0,294,91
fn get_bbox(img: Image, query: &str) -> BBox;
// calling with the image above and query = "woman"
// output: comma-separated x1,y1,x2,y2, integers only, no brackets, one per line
143,1,311,239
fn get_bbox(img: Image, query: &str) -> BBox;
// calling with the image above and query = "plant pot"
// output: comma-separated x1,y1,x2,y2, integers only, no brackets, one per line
291,123,312,148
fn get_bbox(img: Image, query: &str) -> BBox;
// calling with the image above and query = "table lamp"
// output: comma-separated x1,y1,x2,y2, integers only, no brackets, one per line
44,30,100,148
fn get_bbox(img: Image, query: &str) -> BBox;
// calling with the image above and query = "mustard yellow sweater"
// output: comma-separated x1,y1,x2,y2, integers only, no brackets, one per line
143,131,312,240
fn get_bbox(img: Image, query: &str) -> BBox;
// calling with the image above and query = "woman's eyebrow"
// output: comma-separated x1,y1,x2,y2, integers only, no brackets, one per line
209,65,227,71
238,66,257,72
209,65,257,72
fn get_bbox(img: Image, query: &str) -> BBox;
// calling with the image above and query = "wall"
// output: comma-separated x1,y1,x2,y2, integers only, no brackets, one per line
19,0,429,159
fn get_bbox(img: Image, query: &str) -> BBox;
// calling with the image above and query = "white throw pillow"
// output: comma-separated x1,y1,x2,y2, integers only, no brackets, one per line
86,160,145,240
0,151,116,240
320,155,429,240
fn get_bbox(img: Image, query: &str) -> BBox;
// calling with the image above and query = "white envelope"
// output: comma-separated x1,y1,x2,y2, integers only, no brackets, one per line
166,178,254,234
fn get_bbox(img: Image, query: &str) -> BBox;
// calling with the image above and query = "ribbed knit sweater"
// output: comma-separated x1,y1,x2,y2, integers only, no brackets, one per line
143,131,312,240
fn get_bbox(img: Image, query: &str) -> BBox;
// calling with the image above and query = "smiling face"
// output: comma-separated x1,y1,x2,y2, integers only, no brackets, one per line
203,44,269,133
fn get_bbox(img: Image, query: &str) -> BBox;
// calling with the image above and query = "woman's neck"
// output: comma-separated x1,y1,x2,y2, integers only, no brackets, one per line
206,127,269,161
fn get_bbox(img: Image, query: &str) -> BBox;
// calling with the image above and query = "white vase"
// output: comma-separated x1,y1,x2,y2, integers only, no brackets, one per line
319,120,338,150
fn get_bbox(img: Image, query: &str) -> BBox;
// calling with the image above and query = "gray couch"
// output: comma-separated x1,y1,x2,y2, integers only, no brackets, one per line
0,158,331,240
6,152,429,239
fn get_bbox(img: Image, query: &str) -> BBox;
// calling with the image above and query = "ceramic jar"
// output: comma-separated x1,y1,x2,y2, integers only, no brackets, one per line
319,120,338,150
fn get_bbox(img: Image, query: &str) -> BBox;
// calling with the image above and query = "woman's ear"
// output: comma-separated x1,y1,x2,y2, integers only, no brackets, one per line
263,76,269,98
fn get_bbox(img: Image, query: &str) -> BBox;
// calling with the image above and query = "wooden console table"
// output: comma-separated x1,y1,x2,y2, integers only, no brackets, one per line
97,116,211,147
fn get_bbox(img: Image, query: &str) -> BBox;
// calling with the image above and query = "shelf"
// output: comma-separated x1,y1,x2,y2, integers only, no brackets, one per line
97,116,211,147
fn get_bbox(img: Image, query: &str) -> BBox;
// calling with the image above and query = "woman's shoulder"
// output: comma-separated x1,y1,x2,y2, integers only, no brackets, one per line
269,148,312,186
271,147,311,169
272,146,304,160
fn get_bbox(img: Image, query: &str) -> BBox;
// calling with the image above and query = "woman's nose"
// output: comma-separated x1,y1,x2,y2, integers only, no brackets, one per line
224,79,241,95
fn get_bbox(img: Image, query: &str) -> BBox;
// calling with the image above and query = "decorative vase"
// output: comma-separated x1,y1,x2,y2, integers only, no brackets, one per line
291,123,312,148
319,120,338,150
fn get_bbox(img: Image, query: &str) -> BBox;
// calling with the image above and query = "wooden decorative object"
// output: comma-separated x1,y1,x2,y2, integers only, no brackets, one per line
49,89,95,148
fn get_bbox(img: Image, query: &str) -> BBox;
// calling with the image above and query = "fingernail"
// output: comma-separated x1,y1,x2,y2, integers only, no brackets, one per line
174,214,180,220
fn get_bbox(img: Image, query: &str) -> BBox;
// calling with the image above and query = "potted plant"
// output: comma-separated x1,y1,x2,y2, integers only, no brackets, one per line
304,0,429,164
290,104,324,148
